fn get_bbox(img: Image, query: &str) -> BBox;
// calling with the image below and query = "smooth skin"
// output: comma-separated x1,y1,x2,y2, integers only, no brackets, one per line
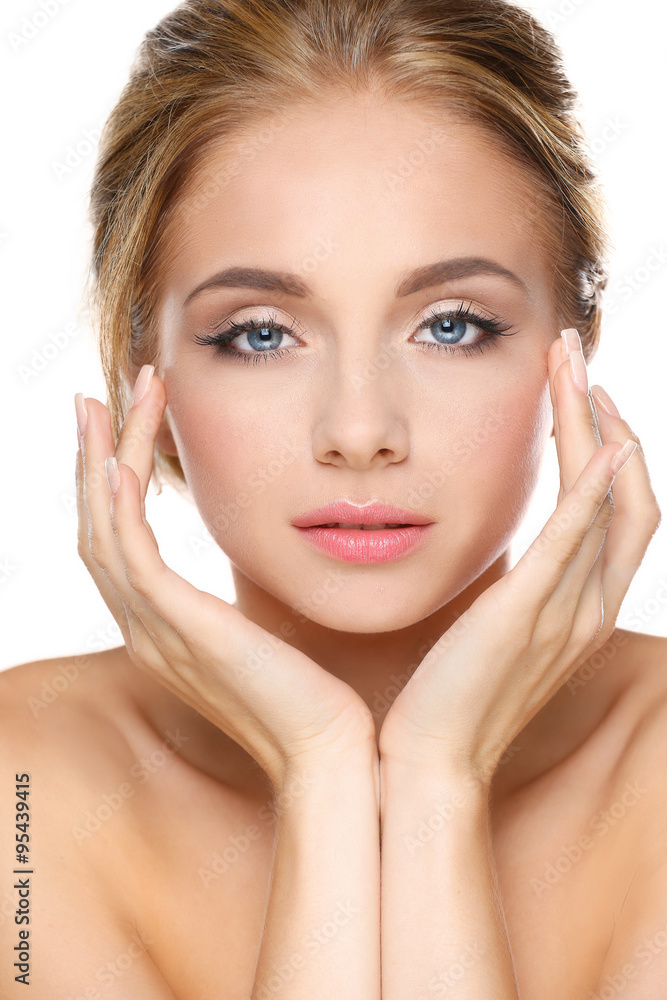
1,94,666,999
85,334,658,1000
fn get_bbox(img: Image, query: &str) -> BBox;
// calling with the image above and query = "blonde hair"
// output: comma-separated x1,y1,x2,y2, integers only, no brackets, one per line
87,0,611,492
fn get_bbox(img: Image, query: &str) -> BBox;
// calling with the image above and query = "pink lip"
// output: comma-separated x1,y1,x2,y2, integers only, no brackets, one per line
291,500,435,564
291,500,433,528
293,523,435,564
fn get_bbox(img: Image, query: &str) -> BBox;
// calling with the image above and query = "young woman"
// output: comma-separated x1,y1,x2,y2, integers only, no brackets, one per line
2,0,665,997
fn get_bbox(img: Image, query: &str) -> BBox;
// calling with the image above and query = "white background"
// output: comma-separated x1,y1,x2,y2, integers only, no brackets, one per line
1,0,666,671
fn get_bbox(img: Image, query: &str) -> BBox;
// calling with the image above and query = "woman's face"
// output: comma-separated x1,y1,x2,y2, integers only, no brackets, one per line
156,93,559,633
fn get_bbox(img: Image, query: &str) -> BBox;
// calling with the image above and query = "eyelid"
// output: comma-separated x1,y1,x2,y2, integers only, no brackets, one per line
409,297,504,326
200,304,299,334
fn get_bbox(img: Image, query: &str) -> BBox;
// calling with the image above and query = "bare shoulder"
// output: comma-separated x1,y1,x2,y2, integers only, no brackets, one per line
0,650,277,997
1,645,134,743
0,651,182,998
610,625,667,721
587,627,667,995
597,626,667,775
0,649,152,830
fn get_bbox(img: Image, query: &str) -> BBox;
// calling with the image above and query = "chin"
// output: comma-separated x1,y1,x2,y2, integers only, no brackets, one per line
286,566,473,634
293,602,429,635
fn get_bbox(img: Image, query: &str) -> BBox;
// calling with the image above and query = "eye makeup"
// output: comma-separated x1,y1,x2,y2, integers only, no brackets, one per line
192,299,518,366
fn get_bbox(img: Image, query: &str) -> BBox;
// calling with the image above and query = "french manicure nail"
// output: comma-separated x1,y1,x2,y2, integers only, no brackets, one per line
74,393,88,437
568,348,588,394
105,456,120,495
133,364,154,406
560,328,581,357
610,438,637,477
560,328,588,393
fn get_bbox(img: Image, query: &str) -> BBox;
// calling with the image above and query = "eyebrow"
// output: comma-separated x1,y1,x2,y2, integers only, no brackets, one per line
182,255,529,308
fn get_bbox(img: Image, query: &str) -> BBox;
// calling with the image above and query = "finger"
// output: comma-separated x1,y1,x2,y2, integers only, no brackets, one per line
114,365,167,514
546,334,571,504
76,410,159,663
547,475,615,642
562,455,632,663
80,394,172,654
590,386,662,608
508,438,626,615
80,396,129,576
75,396,130,633
546,333,565,467
551,328,604,498
108,458,238,653
542,332,613,643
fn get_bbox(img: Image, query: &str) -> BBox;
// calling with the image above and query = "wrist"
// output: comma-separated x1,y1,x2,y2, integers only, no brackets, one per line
261,705,378,793
379,752,490,805
379,757,491,861
275,737,380,806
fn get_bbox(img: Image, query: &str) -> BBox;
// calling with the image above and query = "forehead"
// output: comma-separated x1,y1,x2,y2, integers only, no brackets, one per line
163,95,554,309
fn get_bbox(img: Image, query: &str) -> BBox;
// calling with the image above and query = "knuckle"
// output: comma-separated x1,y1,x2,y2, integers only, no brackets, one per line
595,496,615,530
646,499,662,531
126,629,164,675
551,536,578,568
76,530,88,560
588,603,605,639
573,603,604,648
125,564,152,598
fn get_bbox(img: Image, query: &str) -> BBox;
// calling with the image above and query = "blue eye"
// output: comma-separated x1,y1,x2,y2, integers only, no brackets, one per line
193,300,517,364
193,309,300,365
413,300,516,357
426,316,470,343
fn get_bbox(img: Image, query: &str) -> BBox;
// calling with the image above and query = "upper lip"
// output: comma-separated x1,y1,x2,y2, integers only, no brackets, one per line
291,500,434,527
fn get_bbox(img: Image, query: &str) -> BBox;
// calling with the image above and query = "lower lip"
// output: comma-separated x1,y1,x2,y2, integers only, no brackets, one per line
293,524,435,563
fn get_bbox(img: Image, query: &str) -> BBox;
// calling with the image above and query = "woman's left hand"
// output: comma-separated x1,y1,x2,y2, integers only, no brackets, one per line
378,329,662,786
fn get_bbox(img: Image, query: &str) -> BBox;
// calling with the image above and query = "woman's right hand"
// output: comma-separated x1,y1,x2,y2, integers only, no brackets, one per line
74,367,376,789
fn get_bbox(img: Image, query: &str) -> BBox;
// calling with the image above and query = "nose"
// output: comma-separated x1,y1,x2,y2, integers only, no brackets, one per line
310,354,410,470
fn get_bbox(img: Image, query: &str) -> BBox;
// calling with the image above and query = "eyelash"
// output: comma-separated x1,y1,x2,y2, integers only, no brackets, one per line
193,300,517,366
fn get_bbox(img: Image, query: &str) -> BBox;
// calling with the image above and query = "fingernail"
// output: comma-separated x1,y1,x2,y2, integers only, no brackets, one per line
560,328,588,394
74,393,88,437
591,385,621,418
133,364,154,406
560,327,581,357
569,351,588,394
105,456,120,495
610,438,637,477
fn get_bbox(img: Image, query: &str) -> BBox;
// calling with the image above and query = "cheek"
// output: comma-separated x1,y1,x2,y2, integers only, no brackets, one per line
398,369,552,610
444,370,552,540
408,364,550,558
165,377,303,542
492,388,549,502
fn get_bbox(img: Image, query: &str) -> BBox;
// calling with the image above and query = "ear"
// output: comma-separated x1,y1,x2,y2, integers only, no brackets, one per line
155,406,180,457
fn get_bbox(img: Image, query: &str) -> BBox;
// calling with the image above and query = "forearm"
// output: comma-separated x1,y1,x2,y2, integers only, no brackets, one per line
379,759,519,999
251,744,381,1000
